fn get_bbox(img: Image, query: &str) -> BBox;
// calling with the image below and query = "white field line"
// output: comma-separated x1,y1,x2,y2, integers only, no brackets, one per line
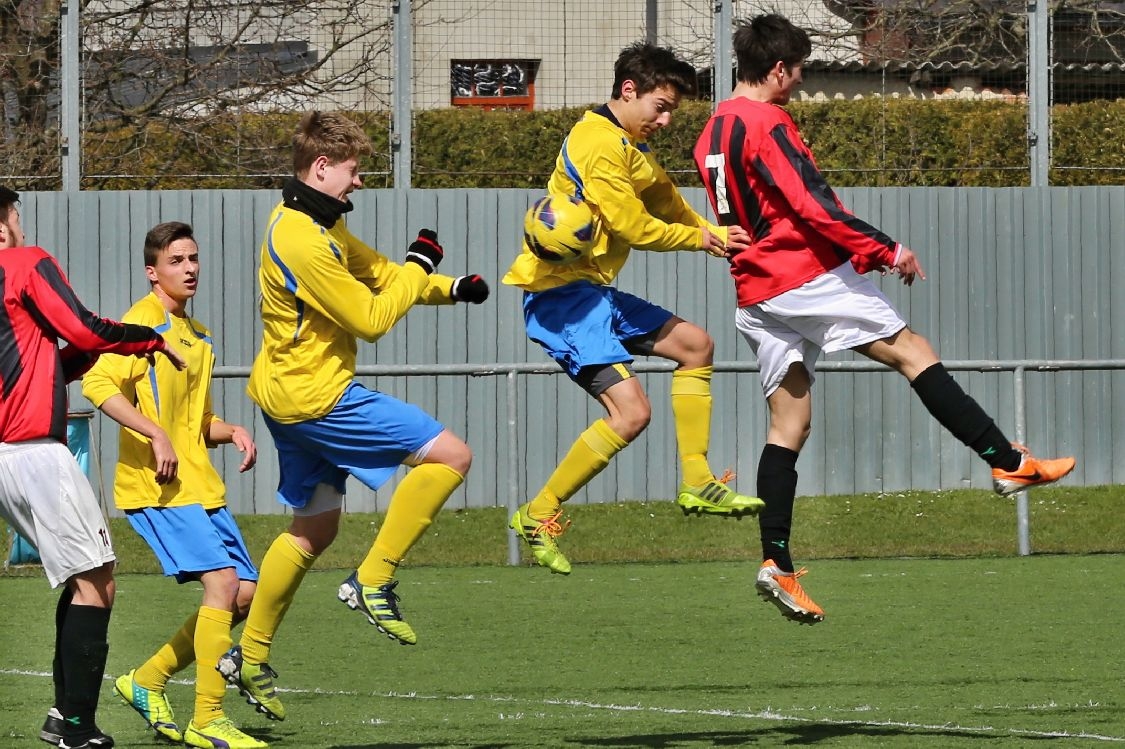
2,668,1121,742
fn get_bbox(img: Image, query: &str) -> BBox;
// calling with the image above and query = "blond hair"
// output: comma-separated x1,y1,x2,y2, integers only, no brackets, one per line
292,111,373,177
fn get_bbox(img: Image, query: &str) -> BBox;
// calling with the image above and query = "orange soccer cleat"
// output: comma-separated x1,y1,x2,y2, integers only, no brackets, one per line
755,559,825,625
991,444,1076,496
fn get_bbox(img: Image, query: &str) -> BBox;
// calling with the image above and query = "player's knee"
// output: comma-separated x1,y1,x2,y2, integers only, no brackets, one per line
446,439,473,475
234,581,256,622
69,562,115,607
769,416,811,452
678,324,714,364
306,527,338,554
290,516,339,555
796,419,812,447
614,402,651,440
204,567,241,609
697,331,715,362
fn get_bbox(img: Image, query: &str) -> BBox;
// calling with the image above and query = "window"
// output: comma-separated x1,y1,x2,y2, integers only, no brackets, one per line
451,59,539,111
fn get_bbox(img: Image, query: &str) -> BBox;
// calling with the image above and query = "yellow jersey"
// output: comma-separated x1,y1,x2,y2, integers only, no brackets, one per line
248,202,456,423
82,293,227,510
503,107,727,291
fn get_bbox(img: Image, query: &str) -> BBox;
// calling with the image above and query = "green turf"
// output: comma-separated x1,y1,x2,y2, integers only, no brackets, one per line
2,557,1123,747
6,485,1123,578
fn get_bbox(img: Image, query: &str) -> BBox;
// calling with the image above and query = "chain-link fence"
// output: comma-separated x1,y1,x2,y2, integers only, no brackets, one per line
0,0,1122,189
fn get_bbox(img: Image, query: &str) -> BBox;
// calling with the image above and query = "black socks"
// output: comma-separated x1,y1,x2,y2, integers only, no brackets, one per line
58,604,111,738
758,443,800,573
910,363,1021,472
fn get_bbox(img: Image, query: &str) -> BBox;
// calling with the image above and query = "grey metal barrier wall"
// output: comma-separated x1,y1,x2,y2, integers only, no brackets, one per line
208,358,1125,561
20,186,1119,538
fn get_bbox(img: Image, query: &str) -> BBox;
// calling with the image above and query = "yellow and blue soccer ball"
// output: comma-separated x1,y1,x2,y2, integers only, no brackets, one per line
523,194,596,264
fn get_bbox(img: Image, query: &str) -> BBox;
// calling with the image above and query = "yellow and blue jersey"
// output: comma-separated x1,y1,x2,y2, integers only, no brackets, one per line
503,106,728,292
82,292,227,510
248,202,457,423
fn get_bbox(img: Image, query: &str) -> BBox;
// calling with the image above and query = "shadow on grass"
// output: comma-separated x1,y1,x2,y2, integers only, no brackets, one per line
570,723,1059,745
326,742,517,746
328,722,1062,748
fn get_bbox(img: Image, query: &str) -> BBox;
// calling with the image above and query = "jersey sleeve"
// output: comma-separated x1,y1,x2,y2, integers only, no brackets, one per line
756,123,898,267
641,161,709,230
275,226,431,343
80,340,146,409
582,140,703,253
340,226,456,306
60,346,97,383
25,253,167,357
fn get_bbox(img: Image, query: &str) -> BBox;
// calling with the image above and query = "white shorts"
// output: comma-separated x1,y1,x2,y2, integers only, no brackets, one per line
0,439,115,587
735,263,906,397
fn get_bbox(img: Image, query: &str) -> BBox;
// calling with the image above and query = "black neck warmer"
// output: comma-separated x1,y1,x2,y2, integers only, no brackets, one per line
281,177,353,227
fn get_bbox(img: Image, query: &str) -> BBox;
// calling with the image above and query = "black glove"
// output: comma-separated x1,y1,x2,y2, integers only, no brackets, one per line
405,229,443,273
452,274,490,304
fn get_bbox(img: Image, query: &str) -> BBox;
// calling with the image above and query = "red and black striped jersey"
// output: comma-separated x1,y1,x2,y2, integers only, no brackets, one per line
693,98,899,306
0,245,167,444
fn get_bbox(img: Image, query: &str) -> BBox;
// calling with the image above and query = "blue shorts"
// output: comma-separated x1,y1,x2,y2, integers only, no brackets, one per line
523,281,673,378
126,505,258,584
262,382,444,509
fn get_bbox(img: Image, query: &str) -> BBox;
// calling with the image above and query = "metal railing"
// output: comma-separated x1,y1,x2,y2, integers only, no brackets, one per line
213,358,1125,565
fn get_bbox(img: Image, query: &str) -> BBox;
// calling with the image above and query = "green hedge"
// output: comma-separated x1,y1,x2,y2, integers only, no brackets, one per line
69,98,1125,190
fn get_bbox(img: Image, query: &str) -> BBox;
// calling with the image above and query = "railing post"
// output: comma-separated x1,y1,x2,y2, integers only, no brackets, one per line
506,370,521,566
1013,365,1031,556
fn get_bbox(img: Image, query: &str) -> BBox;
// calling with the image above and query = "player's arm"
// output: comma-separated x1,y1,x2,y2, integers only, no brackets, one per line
641,165,747,257
342,226,489,307
82,355,179,484
24,252,184,366
757,124,899,269
60,345,97,382
204,414,257,473
272,227,431,343
583,148,707,253
641,162,709,229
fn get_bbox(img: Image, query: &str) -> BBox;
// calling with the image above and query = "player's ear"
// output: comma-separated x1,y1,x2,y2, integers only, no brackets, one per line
144,264,159,284
620,78,637,102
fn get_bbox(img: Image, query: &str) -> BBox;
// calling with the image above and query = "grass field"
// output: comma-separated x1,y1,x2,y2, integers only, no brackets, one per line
6,485,1123,577
3,556,1124,747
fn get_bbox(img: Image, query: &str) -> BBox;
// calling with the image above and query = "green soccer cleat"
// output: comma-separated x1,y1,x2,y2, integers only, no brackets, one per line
216,645,286,721
184,718,268,749
113,669,183,742
677,479,765,518
509,503,572,575
338,573,418,645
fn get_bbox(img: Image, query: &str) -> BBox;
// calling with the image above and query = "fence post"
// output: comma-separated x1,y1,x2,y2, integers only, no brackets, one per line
392,0,412,189
506,370,521,566
1013,365,1031,556
1027,0,1050,185
713,0,733,101
60,0,81,190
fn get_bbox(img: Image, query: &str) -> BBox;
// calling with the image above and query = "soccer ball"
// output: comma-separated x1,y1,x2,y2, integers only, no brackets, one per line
522,194,596,264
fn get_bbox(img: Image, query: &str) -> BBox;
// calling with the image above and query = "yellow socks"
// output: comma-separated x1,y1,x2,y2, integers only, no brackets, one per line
134,612,197,690
240,533,316,665
671,366,715,486
193,606,233,728
357,463,464,587
527,419,629,519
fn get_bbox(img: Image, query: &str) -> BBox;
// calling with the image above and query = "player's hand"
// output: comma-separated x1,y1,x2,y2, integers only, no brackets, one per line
405,229,444,273
230,426,257,472
150,431,179,485
452,274,490,304
144,344,186,370
724,224,752,254
892,244,927,286
700,227,728,258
